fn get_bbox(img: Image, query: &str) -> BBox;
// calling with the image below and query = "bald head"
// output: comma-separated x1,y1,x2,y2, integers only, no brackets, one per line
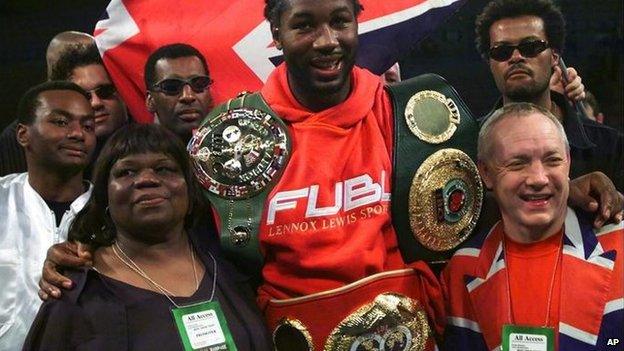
46,31,95,77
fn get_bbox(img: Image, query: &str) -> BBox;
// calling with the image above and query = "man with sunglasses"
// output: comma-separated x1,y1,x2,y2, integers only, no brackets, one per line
475,0,623,191
144,43,214,143
50,43,129,142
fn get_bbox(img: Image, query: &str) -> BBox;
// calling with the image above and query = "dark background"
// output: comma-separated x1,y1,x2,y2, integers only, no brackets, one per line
1,0,622,131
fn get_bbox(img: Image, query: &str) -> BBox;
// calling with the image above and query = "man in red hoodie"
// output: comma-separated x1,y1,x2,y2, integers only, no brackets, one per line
221,1,444,349
259,0,441,344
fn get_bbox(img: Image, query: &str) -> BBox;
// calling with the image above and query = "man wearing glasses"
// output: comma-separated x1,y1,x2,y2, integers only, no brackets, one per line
144,43,214,143
475,0,623,191
50,43,129,142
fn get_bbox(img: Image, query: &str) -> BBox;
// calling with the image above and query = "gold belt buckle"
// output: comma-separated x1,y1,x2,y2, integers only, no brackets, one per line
273,291,430,351
409,148,483,251
325,293,430,351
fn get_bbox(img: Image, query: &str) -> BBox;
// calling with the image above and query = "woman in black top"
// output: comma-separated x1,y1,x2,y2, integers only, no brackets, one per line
24,124,271,351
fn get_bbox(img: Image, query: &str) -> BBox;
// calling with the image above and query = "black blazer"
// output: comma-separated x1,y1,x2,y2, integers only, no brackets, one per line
23,227,272,351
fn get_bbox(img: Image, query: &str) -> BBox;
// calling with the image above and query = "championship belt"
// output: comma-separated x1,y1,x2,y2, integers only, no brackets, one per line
267,269,435,351
188,92,291,272
387,74,483,263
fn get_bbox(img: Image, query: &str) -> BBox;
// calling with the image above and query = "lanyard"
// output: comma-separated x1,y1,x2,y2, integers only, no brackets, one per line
503,233,562,327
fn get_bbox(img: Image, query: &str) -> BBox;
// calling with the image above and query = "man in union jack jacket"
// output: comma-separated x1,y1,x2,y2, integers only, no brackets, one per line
442,103,623,351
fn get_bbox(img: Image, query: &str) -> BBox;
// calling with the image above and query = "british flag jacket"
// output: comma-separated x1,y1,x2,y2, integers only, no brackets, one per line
442,207,623,351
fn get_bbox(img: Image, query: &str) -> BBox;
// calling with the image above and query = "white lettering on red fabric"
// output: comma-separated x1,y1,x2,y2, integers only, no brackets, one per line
306,183,343,218
267,171,391,225
344,174,382,212
266,188,309,224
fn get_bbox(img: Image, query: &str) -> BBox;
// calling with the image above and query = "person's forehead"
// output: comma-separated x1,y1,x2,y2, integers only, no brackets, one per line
37,90,92,117
489,15,546,44
281,0,355,18
492,114,564,152
113,152,176,167
70,64,111,88
154,56,207,79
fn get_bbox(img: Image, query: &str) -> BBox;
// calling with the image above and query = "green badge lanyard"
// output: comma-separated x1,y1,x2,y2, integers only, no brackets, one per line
501,234,563,351
113,241,238,351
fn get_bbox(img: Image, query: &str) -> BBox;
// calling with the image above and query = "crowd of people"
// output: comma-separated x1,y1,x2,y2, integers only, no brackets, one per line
0,0,622,350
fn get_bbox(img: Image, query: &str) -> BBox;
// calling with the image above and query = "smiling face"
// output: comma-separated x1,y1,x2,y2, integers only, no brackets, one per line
146,56,214,142
272,0,358,110
488,15,557,104
19,89,96,173
479,112,570,241
71,64,127,139
107,152,189,240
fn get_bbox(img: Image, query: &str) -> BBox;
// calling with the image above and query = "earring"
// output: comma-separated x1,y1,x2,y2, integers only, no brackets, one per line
99,206,111,233
272,28,282,50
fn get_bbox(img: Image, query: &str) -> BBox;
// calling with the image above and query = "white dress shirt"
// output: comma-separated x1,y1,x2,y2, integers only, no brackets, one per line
0,173,92,350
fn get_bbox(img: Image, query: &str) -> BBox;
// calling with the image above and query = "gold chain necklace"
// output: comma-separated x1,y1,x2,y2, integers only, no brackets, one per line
112,238,217,308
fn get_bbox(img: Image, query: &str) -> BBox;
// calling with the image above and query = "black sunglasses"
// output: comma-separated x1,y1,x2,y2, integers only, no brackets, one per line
86,84,117,101
488,40,550,62
151,76,213,96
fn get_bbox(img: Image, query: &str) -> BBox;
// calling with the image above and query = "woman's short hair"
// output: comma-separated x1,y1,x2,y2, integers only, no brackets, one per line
69,124,203,248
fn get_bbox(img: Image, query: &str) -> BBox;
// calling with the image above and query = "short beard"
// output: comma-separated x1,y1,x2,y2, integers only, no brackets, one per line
505,79,549,103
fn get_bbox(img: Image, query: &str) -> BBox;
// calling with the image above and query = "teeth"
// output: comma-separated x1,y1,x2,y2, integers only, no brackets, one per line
525,194,549,200
314,60,339,69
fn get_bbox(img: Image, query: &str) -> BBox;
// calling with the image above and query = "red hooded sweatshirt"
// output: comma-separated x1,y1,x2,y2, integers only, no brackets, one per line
258,63,402,302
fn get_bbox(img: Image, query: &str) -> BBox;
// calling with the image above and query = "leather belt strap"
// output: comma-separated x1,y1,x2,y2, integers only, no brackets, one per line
189,92,291,275
387,73,482,263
